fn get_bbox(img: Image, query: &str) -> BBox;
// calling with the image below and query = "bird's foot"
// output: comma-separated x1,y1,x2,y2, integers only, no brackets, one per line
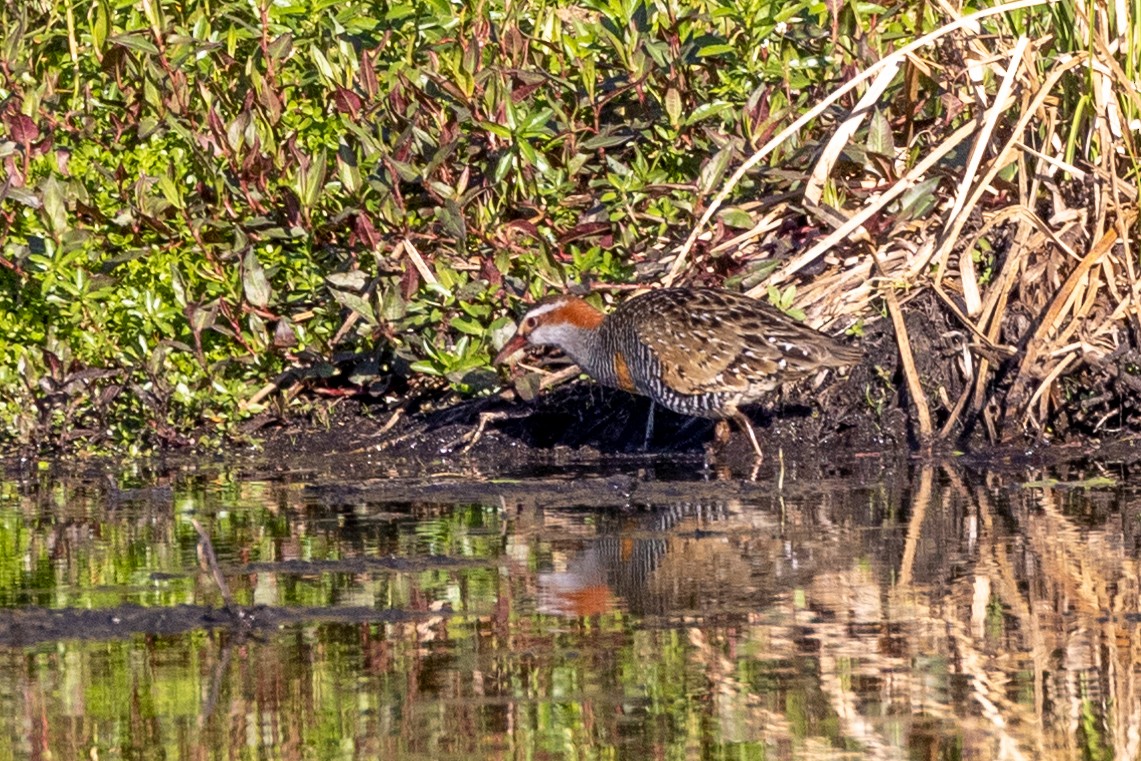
731,411,764,463
440,410,520,454
641,401,657,452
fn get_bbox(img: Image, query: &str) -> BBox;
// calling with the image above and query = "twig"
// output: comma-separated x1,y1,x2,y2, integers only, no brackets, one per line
399,238,438,286
242,371,296,411
872,253,934,442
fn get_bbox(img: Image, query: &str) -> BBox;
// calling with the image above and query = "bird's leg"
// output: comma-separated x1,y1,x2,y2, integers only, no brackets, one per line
642,401,656,451
714,419,732,446
703,419,732,470
731,410,764,462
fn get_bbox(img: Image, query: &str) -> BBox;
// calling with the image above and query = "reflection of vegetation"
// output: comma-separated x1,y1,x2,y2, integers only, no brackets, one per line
0,466,1136,757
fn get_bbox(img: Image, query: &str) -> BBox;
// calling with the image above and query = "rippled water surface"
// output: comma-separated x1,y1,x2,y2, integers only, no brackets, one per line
0,457,1135,759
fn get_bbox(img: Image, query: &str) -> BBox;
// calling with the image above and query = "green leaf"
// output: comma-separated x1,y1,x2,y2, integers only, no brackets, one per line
267,34,293,59
515,372,542,402
489,316,516,350
90,0,111,53
385,4,416,21
579,133,632,150
866,108,894,157
241,251,272,308
331,289,378,326
449,314,484,336
718,207,754,229
310,45,334,81
301,149,327,207
327,271,369,290
696,43,734,57
898,176,941,220
664,88,682,126
156,172,184,210
437,200,467,251
684,101,736,126
479,121,513,139
109,34,159,55
170,264,187,308
493,152,513,183
40,176,69,235
699,145,734,195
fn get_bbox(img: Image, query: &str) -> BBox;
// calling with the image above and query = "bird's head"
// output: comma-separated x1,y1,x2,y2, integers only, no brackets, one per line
493,295,605,365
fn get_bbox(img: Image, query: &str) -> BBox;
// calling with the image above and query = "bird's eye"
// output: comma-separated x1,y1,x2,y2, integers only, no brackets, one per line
522,316,537,330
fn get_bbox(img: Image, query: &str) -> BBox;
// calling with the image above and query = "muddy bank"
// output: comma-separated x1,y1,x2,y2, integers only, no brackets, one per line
0,602,443,647
249,291,1141,472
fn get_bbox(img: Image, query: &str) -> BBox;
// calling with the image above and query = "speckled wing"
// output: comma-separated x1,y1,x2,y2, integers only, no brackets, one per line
627,289,857,395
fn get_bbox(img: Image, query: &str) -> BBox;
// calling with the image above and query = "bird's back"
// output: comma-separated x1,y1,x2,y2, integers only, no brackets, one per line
598,288,859,416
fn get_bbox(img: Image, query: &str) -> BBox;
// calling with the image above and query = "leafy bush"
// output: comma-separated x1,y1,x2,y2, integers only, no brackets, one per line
1,0,1136,452
0,0,849,452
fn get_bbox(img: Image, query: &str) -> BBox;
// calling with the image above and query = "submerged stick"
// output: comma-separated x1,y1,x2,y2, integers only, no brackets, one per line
190,518,236,612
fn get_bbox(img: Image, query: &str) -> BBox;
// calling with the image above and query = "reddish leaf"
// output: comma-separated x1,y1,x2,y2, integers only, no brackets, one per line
280,186,301,228
7,113,39,144
333,86,362,119
359,50,378,99
400,261,420,300
557,222,611,244
353,212,380,249
941,92,965,125
502,219,540,239
259,85,283,124
4,155,23,185
481,256,502,287
273,319,298,348
512,80,544,103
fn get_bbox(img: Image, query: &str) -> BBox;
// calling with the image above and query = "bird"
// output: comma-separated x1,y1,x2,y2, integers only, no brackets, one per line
494,286,862,460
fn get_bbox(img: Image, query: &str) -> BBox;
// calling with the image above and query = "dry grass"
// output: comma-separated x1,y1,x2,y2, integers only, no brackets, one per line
663,0,1140,445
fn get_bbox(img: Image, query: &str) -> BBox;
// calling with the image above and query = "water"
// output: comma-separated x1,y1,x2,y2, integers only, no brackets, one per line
0,459,1132,759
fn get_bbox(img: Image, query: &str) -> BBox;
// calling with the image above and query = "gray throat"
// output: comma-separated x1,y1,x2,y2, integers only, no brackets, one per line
556,325,616,388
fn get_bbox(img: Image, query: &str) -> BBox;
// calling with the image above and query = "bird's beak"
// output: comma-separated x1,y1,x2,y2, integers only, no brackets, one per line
494,332,530,365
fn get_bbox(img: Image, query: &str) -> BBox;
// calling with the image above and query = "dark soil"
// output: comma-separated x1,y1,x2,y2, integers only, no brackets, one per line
0,602,438,647
251,290,1141,475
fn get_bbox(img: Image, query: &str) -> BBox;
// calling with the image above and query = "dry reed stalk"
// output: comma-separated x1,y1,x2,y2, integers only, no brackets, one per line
881,274,934,440
243,377,287,410
925,40,1119,438
939,36,1032,317
745,118,982,298
930,53,1087,289
661,0,1059,288
1006,213,1135,429
398,238,438,286
931,80,1084,433
790,253,892,322
652,0,1140,445
705,206,786,256
803,61,902,205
